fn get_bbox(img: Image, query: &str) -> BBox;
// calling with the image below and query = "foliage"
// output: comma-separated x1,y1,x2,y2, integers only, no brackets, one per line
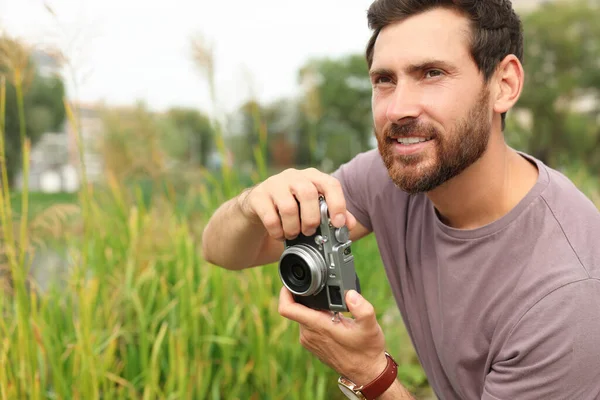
1,163,434,400
0,36,66,185
227,55,374,171
9,191,78,216
225,98,299,176
226,99,268,169
0,62,432,397
98,102,167,183
161,107,215,167
297,54,373,167
507,0,600,173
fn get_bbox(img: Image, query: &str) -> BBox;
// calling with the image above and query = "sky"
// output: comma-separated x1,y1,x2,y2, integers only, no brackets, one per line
0,0,541,116
0,0,376,115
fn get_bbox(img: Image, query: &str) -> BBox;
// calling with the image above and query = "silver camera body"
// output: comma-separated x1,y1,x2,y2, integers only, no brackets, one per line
278,196,361,312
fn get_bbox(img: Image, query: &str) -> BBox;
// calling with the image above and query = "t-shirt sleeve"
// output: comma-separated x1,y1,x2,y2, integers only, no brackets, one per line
482,279,600,400
330,151,377,232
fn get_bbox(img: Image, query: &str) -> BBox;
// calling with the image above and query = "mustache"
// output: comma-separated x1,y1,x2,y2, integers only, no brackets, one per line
384,120,439,138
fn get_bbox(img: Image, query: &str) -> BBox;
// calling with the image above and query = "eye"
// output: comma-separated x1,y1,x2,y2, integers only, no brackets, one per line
425,69,444,79
373,76,393,85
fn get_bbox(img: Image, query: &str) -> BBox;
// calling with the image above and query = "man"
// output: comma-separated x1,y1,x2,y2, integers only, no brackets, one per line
202,0,600,399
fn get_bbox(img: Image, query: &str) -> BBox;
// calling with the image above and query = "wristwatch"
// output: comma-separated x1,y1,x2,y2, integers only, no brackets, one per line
337,352,399,400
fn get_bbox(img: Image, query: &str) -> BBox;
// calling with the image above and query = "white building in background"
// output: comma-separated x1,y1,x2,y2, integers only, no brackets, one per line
31,48,63,79
65,102,105,184
14,46,106,193
15,101,105,193
14,132,79,193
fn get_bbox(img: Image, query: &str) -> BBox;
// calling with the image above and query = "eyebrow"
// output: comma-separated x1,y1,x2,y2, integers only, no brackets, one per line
369,67,395,79
369,59,457,78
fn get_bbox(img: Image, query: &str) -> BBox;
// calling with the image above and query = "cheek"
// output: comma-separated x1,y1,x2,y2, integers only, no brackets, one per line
421,89,468,131
371,92,390,128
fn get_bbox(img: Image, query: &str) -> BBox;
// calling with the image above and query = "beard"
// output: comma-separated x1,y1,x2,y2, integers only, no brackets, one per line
376,87,492,194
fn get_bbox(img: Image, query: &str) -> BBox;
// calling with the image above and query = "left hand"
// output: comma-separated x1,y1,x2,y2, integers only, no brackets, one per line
278,286,388,385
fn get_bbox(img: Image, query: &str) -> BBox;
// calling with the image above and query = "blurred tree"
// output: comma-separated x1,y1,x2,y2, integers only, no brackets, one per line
0,36,66,186
98,102,166,183
508,0,600,173
226,99,289,168
226,99,265,169
225,97,304,176
162,107,215,167
298,54,373,168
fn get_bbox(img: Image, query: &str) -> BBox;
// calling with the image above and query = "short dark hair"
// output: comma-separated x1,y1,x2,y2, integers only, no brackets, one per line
365,0,524,130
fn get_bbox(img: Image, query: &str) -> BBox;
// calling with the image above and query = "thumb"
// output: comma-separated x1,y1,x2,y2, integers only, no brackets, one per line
346,290,376,325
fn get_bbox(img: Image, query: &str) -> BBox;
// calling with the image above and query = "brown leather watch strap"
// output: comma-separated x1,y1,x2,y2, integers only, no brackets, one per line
359,352,398,400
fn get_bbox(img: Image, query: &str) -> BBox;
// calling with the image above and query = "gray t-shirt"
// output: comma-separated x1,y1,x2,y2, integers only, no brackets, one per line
332,149,600,400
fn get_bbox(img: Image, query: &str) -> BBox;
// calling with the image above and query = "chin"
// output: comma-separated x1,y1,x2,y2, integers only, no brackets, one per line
388,158,444,194
396,153,437,174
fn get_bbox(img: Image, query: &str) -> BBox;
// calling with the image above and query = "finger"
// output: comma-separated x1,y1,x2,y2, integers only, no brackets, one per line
291,181,321,236
303,169,347,228
250,193,285,240
278,286,331,328
345,290,377,326
272,191,301,240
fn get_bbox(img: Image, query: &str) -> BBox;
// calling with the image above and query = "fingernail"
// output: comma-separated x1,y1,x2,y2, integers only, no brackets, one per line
333,213,346,227
348,290,361,306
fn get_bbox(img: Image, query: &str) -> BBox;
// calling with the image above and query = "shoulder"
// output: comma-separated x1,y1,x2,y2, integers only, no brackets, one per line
508,278,600,337
527,154,600,278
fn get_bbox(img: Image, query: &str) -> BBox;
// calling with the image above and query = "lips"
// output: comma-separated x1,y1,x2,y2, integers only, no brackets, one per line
385,121,438,143
393,136,434,145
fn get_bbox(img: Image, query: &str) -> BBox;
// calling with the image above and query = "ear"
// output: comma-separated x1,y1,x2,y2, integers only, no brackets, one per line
492,54,524,114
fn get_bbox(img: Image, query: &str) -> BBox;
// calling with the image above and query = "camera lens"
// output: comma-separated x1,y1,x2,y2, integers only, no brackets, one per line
292,264,306,280
278,245,327,296
281,254,312,293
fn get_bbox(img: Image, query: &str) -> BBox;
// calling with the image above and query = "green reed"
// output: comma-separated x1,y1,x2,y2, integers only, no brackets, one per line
0,72,429,398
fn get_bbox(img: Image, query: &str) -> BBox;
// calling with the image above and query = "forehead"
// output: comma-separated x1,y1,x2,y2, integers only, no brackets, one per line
371,7,473,69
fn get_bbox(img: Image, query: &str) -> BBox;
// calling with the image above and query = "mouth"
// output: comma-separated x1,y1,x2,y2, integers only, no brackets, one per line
384,135,435,157
389,136,434,145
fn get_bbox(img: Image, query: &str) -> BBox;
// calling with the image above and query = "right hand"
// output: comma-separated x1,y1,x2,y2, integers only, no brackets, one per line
238,168,357,241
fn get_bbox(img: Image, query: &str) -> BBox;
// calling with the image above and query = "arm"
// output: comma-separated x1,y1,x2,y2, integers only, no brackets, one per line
482,279,600,400
201,168,370,270
201,188,284,270
378,381,415,399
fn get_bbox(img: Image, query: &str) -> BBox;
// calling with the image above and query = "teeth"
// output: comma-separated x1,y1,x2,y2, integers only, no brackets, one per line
396,137,430,145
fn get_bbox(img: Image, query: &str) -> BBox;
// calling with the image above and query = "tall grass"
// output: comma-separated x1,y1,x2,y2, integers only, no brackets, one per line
0,59,431,399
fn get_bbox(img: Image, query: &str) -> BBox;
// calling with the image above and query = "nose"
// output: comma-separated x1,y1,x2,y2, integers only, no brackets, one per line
385,82,421,124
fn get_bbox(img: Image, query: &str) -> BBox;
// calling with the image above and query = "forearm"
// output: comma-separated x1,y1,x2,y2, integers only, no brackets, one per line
201,190,275,270
379,380,415,399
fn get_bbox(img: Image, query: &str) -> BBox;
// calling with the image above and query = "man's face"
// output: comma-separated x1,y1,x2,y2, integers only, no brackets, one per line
370,8,493,194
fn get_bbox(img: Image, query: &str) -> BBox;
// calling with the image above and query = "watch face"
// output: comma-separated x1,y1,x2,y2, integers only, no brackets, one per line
338,382,361,400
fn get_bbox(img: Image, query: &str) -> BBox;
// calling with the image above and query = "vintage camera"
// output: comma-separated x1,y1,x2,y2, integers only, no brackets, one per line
278,196,361,312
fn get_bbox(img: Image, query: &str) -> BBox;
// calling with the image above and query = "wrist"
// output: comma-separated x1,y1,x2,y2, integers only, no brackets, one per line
338,352,399,400
347,352,389,386
379,380,414,400
236,187,260,225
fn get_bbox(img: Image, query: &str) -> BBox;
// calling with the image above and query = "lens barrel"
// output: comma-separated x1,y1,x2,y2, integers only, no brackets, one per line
279,244,327,296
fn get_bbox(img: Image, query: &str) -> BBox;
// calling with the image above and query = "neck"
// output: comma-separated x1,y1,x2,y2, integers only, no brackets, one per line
427,133,539,230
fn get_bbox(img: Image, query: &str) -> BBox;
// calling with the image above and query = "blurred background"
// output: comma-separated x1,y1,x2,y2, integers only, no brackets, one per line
0,0,597,399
